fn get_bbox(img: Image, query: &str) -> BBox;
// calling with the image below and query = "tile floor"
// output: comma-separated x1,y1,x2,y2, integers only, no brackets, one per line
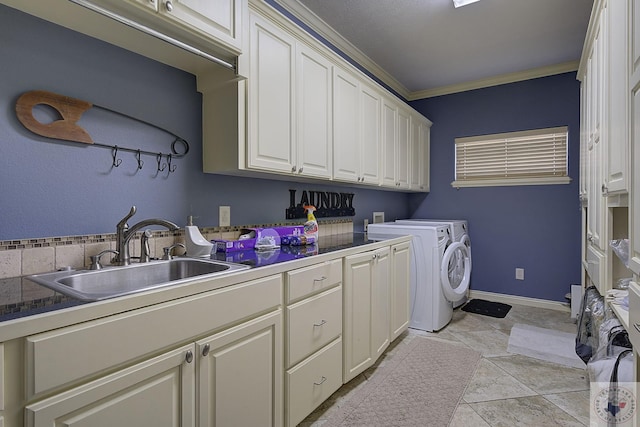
301,303,590,426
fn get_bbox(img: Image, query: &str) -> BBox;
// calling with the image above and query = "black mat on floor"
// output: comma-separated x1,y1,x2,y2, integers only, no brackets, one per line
461,299,511,318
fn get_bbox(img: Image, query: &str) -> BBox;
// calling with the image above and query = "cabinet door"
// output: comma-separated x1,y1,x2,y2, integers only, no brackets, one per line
158,0,242,51
360,83,381,185
371,247,390,360
381,98,397,187
390,242,410,340
197,310,282,427
248,13,296,173
629,0,640,275
605,0,629,194
296,44,333,178
410,116,421,190
419,121,431,192
26,344,196,427
333,67,360,182
343,251,373,382
396,106,411,189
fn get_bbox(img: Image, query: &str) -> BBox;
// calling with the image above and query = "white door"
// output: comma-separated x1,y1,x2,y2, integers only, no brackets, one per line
248,13,296,173
26,345,196,427
371,247,390,360
360,83,381,185
390,241,410,340
297,44,333,178
381,97,397,187
333,67,360,182
197,310,282,427
396,106,411,189
629,0,640,275
159,0,241,50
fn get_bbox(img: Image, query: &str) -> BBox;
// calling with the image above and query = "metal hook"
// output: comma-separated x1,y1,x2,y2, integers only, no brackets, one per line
112,145,122,167
156,152,166,172
136,149,144,170
167,153,177,173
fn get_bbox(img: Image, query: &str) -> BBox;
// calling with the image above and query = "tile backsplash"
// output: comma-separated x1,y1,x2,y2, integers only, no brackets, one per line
0,219,353,279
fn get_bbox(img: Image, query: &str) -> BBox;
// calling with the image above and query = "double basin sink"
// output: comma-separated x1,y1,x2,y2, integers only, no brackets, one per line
29,258,250,301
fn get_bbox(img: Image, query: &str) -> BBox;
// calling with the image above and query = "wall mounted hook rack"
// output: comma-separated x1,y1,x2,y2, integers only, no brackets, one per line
15,90,189,174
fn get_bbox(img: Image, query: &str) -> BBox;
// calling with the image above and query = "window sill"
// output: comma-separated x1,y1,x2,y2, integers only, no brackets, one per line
451,177,572,188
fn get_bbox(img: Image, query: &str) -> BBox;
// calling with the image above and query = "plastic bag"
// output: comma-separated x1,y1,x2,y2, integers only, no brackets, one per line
610,239,630,268
575,286,607,364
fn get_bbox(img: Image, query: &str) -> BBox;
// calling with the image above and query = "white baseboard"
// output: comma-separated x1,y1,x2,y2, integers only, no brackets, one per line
468,290,571,312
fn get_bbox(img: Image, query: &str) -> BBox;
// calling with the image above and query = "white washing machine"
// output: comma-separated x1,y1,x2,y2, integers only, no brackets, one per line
367,222,471,332
395,219,472,308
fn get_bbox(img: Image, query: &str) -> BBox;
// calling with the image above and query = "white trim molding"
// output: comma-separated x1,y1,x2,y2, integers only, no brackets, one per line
468,290,571,312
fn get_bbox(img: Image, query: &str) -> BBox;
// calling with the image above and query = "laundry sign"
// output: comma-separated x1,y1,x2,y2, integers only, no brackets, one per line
286,189,355,219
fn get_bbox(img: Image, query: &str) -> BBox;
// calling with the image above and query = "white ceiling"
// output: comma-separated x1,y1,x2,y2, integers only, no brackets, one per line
276,0,594,99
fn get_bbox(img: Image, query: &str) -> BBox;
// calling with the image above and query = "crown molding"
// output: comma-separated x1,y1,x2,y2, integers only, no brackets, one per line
273,0,410,99
408,61,580,100
270,1,580,101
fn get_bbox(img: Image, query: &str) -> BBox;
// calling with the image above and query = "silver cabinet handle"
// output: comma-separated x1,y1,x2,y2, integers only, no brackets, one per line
313,320,327,327
185,350,193,363
634,323,640,334
313,276,327,283
291,166,297,172
313,376,327,386
298,167,303,173
202,343,210,357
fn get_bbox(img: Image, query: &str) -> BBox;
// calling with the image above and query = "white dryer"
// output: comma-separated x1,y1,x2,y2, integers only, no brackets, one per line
396,219,471,308
367,222,471,332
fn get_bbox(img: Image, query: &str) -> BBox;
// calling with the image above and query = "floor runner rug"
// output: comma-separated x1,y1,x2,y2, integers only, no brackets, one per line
323,337,482,426
461,298,511,318
507,323,584,369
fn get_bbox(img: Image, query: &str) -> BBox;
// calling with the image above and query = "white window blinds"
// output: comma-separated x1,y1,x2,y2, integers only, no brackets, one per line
452,126,571,188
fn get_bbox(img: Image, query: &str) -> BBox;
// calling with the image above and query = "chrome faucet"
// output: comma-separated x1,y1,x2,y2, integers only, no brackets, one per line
115,206,179,266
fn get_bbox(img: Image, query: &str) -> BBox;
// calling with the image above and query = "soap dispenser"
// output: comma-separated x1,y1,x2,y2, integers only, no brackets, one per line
184,216,214,258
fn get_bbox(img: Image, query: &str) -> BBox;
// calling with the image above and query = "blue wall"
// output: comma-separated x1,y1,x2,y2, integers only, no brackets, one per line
0,5,409,239
409,73,582,302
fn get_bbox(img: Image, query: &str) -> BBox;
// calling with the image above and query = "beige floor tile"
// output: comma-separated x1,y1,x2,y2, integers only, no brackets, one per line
449,328,512,357
463,359,537,403
469,395,585,427
449,404,491,427
543,390,591,426
490,354,589,394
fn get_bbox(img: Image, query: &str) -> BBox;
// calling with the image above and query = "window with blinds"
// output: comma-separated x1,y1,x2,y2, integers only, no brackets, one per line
452,126,571,188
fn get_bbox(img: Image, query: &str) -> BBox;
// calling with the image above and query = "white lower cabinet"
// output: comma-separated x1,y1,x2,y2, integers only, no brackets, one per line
24,274,283,427
284,259,343,427
197,310,282,427
390,241,411,340
26,344,196,427
343,247,391,383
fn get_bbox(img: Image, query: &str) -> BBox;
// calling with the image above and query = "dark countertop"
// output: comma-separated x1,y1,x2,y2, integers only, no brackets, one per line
0,233,376,322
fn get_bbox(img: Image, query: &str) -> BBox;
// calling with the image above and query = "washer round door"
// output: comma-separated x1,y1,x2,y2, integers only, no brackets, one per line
440,241,471,301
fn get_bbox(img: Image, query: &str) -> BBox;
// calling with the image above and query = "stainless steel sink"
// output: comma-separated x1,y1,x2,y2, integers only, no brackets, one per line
28,258,250,301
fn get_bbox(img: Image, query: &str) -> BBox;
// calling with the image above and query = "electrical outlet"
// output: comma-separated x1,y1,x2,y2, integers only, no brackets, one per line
364,219,369,232
373,212,385,223
515,268,525,281
219,206,230,227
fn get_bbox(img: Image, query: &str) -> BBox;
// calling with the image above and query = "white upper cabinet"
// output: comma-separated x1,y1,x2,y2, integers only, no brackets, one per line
296,43,333,178
89,0,244,55
333,69,381,186
199,1,430,191
248,13,296,173
629,0,640,275
410,116,431,192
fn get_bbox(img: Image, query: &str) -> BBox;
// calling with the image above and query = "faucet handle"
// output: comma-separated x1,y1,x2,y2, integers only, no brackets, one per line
162,243,186,260
117,206,137,230
89,250,119,270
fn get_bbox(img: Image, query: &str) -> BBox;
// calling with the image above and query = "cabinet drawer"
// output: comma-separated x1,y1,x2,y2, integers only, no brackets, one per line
286,338,342,427
286,259,342,303
26,274,282,398
286,286,342,367
586,245,605,289
628,282,640,349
